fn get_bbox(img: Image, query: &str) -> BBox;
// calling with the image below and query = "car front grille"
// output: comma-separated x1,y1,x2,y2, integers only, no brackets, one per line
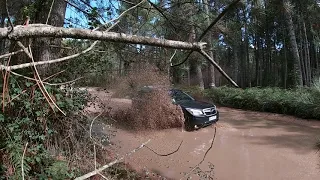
203,108,217,116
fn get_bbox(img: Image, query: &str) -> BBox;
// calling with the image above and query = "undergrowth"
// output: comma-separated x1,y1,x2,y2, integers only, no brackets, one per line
204,81,320,120
0,76,92,179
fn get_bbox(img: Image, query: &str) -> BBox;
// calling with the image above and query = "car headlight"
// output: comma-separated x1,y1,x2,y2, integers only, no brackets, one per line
186,108,204,117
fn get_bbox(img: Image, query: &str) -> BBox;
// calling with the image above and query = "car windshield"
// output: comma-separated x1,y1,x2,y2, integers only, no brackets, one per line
170,90,194,101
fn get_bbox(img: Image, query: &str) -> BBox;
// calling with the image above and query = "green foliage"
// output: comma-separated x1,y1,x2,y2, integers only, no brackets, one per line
44,161,76,179
205,84,320,120
0,76,90,179
60,40,119,87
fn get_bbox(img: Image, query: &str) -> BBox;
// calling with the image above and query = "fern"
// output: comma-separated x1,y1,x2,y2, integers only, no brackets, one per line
6,141,31,179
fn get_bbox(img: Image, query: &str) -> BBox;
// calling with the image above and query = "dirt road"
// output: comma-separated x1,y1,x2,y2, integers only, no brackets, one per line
111,109,320,180
87,88,320,179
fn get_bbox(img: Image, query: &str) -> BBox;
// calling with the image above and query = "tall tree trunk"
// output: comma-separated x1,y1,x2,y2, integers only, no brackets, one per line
0,13,5,54
189,25,204,89
283,0,303,86
282,24,288,88
254,35,260,86
298,18,307,85
283,39,288,88
203,0,215,88
33,0,67,76
301,17,311,86
309,34,318,77
245,24,250,87
233,47,239,84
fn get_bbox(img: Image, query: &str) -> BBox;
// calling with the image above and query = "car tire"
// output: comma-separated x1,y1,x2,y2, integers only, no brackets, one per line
184,121,194,131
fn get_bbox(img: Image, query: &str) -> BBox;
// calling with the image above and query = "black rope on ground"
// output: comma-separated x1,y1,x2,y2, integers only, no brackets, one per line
180,126,217,179
199,126,217,165
144,140,183,156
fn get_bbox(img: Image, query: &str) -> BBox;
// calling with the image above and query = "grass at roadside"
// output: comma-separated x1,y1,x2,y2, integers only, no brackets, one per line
205,86,320,120
176,82,320,120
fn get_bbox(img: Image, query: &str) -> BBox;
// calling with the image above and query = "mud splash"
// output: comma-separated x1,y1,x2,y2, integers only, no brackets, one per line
113,89,184,131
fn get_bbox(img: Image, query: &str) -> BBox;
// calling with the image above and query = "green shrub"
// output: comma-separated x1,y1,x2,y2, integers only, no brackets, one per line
204,85,320,120
0,76,90,179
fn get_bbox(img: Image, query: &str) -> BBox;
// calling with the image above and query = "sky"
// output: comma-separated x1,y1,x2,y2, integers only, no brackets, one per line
65,0,120,28
65,0,158,28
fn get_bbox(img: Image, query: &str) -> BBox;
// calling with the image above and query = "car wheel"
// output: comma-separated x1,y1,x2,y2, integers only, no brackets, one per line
184,121,194,131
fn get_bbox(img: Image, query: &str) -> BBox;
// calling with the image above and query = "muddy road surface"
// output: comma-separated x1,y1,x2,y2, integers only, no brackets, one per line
88,88,320,180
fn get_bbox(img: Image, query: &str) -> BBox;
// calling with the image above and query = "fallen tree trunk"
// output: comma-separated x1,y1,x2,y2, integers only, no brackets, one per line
1,24,206,51
0,24,240,88
199,49,239,88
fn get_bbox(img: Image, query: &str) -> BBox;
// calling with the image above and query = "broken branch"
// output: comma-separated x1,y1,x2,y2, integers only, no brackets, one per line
75,139,151,180
0,25,206,51
0,49,24,59
199,49,239,88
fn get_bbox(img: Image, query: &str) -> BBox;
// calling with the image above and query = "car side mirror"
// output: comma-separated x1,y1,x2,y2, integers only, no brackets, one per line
172,98,177,104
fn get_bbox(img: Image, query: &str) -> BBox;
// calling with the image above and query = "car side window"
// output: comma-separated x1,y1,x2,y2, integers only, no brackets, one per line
170,90,194,101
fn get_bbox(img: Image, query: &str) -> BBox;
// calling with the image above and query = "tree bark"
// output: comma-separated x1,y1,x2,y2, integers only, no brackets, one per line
32,0,67,76
301,17,311,86
1,25,207,51
203,0,215,88
0,13,5,54
189,25,204,89
283,0,303,86
0,24,239,88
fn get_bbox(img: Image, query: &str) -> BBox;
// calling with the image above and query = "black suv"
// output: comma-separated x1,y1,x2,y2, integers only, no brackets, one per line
135,86,219,131
169,89,219,131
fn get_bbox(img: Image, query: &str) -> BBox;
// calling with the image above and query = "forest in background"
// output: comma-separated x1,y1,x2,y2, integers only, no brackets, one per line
0,0,320,179
2,0,319,89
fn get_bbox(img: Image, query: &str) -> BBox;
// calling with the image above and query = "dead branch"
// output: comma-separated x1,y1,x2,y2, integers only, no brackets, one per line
46,0,55,25
180,126,217,180
170,0,241,67
46,77,83,86
1,70,68,106
0,0,196,72
144,140,183,156
97,172,109,180
169,50,177,66
89,112,103,176
0,25,206,51
75,139,151,180
1,41,98,71
147,0,177,31
78,0,107,23
89,112,103,139
9,70,82,86
19,42,66,115
63,0,94,19
16,42,53,111
0,49,24,59
102,0,146,32
16,41,31,57
198,0,241,41
199,49,239,88
170,51,193,67
99,0,146,31
8,69,65,85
